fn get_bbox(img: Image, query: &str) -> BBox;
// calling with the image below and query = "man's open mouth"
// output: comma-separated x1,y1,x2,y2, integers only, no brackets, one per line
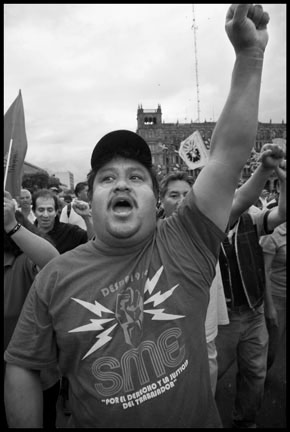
111,196,134,214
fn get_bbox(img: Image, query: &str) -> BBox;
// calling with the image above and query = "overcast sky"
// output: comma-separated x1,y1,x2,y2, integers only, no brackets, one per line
4,4,286,184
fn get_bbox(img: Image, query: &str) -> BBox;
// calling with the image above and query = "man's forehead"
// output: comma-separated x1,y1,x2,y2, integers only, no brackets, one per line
36,197,55,207
20,190,31,198
99,156,148,171
167,180,191,193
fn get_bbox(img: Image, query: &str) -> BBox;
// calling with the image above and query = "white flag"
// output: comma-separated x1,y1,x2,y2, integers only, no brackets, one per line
179,130,209,170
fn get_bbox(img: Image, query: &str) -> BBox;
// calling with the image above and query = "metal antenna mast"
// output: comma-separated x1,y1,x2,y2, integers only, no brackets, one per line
192,4,200,122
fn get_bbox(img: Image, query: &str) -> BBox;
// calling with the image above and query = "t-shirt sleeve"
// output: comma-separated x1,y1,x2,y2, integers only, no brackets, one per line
250,209,273,237
4,276,58,370
158,189,226,289
260,234,276,256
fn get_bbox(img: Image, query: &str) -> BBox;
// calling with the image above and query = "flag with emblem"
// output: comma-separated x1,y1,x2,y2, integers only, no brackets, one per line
179,130,209,170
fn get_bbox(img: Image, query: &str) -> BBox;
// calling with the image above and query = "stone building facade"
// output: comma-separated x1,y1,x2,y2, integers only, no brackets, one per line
136,105,286,191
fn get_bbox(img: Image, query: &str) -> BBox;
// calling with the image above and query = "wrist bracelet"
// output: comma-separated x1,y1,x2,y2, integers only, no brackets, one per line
6,223,22,237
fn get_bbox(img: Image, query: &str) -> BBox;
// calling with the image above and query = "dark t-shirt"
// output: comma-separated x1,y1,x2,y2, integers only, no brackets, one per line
37,217,88,254
5,190,225,428
4,253,37,351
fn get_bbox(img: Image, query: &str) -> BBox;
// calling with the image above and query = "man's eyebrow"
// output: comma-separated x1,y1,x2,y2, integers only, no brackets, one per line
168,189,180,193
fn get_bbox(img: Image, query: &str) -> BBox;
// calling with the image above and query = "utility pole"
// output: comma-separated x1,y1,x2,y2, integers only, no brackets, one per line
192,5,200,122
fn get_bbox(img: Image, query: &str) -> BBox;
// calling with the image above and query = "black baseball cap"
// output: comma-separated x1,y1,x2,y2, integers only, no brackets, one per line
91,130,152,171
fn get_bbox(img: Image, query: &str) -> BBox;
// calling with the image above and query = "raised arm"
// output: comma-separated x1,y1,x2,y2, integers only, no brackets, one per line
229,143,285,226
4,191,59,268
193,4,270,231
73,199,95,239
267,160,287,231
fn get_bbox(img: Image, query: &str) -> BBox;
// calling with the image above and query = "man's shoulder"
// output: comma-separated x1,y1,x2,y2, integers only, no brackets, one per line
39,241,93,270
57,220,85,233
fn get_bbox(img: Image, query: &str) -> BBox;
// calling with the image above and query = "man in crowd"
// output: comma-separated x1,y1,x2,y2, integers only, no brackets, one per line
216,145,286,428
60,182,90,230
33,187,95,414
4,4,271,428
17,188,36,223
32,188,94,253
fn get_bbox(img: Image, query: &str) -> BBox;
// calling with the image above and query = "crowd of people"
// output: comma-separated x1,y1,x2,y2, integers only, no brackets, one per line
4,4,286,429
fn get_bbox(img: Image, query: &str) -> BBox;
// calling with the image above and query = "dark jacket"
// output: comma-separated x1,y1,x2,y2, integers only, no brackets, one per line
35,216,88,254
219,211,271,310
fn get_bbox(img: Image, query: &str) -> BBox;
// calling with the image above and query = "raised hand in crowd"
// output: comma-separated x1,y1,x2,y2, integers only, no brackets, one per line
4,190,59,268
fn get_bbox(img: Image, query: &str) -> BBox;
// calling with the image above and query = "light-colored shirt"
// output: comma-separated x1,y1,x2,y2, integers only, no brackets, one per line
19,207,36,224
205,263,229,343
260,223,286,298
60,203,87,230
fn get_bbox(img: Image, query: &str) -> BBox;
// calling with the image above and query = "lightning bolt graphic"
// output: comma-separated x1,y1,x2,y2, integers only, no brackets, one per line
144,309,185,320
144,284,179,306
71,298,114,316
69,298,117,359
69,318,115,333
69,267,184,359
144,266,163,295
143,268,183,322
82,324,118,360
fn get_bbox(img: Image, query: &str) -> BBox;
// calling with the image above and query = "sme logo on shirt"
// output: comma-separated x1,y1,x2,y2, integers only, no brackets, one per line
69,266,185,360
68,266,189,406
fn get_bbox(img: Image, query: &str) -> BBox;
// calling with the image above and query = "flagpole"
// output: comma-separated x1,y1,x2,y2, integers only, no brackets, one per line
4,138,14,191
